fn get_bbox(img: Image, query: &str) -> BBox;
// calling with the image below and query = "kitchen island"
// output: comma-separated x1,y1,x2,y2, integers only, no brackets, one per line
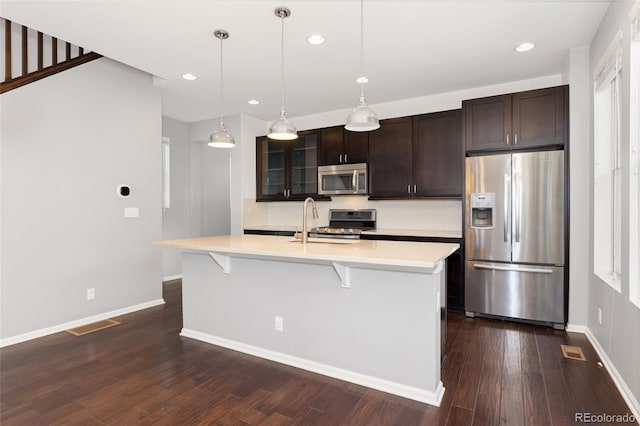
154,234,458,405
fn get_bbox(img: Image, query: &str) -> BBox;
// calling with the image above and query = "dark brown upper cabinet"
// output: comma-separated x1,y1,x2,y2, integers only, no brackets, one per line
463,85,568,153
368,117,414,198
256,130,327,201
319,126,368,165
413,110,462,197
368,111,462,199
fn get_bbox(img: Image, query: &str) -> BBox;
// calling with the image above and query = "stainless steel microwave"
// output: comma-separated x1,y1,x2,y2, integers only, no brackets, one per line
317,163,368,195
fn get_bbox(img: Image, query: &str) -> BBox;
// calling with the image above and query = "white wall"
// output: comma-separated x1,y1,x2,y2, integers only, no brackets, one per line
161,117,191,278
230,114,265,234
239,74,564,233
567,46,591,327
588,0,640,415
0,58,163,342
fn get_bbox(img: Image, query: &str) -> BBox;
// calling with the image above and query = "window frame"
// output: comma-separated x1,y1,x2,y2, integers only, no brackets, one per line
629,2,640,308
593,29,623,292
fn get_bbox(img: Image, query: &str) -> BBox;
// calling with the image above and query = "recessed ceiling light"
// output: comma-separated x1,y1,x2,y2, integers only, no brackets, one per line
182,73,197,80
515,42,536,53
248,99,260,105
355,76,369,84
307,34,325,45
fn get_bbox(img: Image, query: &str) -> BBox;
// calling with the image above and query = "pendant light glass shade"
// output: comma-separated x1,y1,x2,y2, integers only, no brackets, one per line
268,7,298,140
345,0,379,132
208,29,235,148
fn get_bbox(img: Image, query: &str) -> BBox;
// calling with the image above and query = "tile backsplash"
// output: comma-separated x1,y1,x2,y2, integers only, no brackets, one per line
243,196,462,232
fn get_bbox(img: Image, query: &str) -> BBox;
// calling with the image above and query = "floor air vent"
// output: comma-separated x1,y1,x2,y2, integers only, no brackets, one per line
561,344,587,361
66,319,120,336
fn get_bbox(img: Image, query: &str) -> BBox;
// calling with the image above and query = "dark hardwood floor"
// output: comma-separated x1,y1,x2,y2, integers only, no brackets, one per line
0,280,633,425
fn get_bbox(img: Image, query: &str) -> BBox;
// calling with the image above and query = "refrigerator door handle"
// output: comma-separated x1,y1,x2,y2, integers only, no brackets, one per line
504,173,511,242
473,263,554,274
514,172,521,242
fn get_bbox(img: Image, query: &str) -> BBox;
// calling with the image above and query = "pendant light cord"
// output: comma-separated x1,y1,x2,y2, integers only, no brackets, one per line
359,0,365,100
359,0,364,80
280,12,286,114
219,35,225,125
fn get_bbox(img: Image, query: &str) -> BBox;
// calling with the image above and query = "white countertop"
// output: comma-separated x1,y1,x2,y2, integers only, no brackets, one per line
244,225,300,232
154,234,459,271
244,225,461,239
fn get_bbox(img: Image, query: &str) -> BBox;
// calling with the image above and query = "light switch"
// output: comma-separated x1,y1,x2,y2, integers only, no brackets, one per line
124,207,139,218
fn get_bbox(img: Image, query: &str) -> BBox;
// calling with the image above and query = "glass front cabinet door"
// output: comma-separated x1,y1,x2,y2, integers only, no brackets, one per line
256,130,322,201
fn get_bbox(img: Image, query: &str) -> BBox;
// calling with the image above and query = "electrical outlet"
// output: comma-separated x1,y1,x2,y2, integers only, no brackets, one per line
598,308,602,325
274,316,283,332
87,288,95,300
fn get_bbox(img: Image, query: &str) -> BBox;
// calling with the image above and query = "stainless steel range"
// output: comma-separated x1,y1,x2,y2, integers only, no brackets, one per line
309,209,376,239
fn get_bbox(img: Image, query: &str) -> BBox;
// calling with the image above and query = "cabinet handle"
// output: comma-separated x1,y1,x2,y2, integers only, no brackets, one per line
284,189,287,197
514,133,518,145
344,154,348,163
506,133,510,145
407,185,411,194
413,184,417,194
339,154,343,163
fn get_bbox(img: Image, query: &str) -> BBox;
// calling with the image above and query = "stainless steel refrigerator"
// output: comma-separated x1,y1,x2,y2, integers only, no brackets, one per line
465,150,565,327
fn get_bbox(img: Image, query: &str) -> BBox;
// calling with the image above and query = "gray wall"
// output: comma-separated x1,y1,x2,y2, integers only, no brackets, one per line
159,116,235,278
189,118,232,238
161,117,191,278
588,0,640,410
1,58,163,340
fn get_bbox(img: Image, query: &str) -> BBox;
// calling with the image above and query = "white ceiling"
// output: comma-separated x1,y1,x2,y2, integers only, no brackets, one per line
2,1,610,123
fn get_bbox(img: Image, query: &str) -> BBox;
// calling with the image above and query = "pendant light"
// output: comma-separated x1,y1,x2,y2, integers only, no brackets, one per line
345,0,379,132
268,7,298,140
208,29,235,148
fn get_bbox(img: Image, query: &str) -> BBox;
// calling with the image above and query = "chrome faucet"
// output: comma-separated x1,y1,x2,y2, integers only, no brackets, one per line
302,197,319,244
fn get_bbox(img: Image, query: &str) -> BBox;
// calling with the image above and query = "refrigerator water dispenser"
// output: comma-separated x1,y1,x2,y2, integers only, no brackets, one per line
470,193,495,228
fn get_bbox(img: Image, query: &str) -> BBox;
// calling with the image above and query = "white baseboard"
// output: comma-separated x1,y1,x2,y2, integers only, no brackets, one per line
581,327,640,422
565,324,588,333
0,298,165,348
180,328,445,406
162,274,182,282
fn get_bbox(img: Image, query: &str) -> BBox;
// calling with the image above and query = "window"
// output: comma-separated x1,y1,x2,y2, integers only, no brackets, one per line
593,30,623,291
630,3,640,307
162,137,171,209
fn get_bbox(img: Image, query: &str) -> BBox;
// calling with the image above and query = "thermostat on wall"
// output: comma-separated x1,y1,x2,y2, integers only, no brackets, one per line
117,185,131,198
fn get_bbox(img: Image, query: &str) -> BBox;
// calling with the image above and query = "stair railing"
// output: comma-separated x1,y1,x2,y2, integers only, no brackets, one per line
1,18,101,94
